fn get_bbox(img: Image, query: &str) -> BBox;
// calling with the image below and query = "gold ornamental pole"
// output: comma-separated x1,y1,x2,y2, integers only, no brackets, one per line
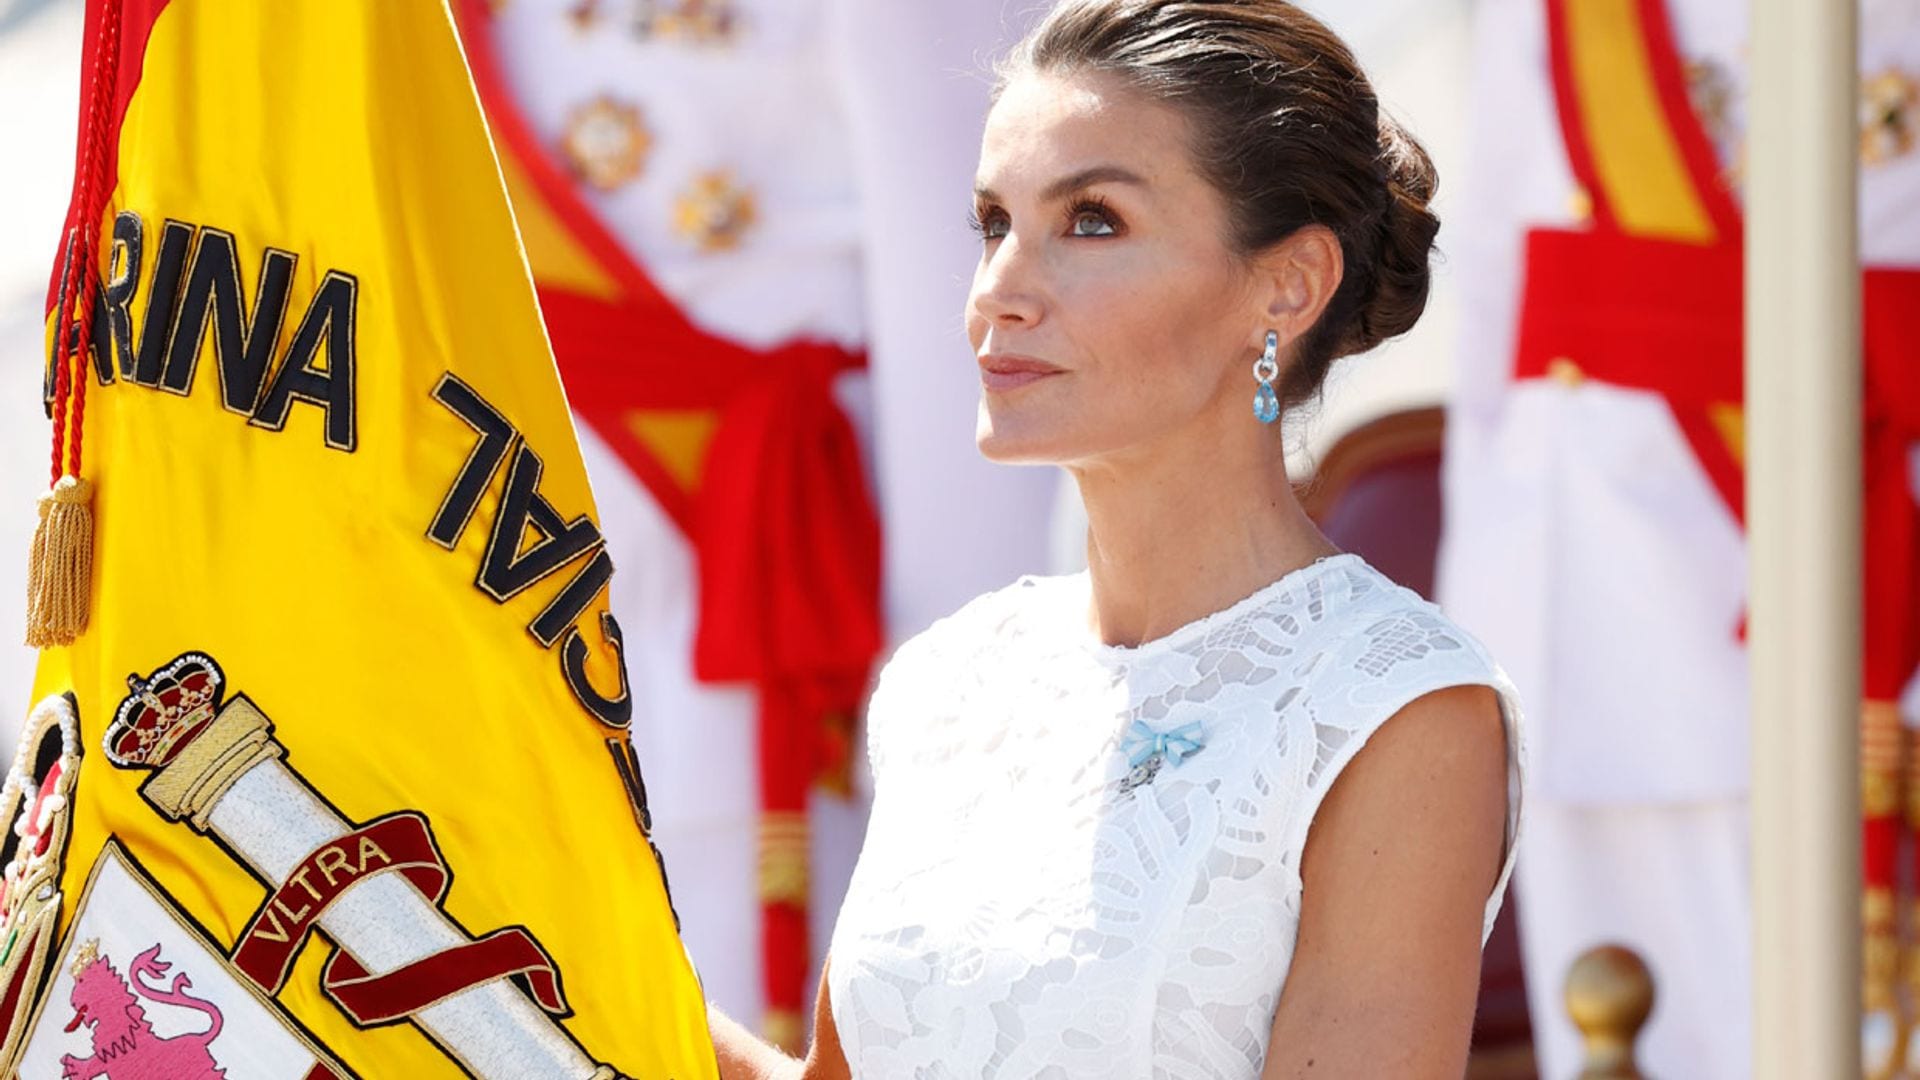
1747,0,1861,1075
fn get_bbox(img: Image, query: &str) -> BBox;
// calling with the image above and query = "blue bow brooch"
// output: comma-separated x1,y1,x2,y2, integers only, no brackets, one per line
1118,718,1207,794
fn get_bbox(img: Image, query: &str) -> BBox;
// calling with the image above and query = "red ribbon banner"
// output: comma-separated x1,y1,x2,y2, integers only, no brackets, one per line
321,927,569,1026
232,812,447,994
229,812,569,1027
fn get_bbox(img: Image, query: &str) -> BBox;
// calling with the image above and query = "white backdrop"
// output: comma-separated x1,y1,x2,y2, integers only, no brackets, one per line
0,0,85,766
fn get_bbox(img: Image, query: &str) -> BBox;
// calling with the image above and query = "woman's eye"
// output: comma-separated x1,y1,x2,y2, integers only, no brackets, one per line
1070,210,1116,237
970,209,1010,241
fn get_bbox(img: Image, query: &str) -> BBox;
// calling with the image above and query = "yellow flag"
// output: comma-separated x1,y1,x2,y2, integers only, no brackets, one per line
5,1,718,1076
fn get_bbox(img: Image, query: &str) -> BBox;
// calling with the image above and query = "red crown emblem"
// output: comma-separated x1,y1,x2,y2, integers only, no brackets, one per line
106,654,226,769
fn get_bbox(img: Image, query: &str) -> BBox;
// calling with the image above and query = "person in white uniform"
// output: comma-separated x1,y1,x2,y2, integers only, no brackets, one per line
476,0,1060,1031
707,1,1525,1075
1440,2,1920,1076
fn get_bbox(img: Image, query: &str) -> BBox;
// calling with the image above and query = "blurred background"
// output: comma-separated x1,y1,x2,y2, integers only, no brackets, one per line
4,0,1917,1076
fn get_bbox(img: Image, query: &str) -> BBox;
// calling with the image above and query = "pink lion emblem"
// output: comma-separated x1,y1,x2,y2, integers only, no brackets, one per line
59,940,225,1080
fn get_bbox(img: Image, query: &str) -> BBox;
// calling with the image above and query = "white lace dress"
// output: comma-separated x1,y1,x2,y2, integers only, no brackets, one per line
826,554,1526,1078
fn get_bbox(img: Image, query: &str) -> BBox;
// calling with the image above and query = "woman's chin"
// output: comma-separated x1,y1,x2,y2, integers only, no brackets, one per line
975,416,1069,465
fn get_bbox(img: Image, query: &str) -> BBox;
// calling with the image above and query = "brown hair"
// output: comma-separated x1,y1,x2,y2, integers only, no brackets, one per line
999,0,1439,408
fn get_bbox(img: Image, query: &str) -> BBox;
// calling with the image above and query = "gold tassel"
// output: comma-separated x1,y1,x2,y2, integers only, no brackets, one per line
25,476,93,648
757,811,810,906
761,1008,805,1057
815,709,856,799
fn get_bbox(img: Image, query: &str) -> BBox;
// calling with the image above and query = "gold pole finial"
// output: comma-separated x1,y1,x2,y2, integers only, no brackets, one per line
1566,943,1655,1079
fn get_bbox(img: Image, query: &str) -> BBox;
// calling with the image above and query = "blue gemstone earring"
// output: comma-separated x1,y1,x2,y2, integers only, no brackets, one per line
1253,330,1280,424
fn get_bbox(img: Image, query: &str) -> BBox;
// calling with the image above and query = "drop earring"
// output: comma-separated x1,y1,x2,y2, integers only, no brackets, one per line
1253,330,1280,424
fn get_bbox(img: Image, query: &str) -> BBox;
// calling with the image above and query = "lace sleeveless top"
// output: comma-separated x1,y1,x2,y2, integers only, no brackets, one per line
826,554,1526,1078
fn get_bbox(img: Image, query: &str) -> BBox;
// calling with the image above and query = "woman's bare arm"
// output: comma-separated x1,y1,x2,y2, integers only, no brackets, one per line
1260,684,1510,1079
710,1008,799,1080
710,955,854,1080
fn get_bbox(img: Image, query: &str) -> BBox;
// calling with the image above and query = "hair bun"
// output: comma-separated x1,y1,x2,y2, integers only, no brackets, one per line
1341,115,1440,357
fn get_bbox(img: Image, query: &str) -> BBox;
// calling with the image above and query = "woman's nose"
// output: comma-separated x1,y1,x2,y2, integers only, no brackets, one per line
970,237,1044,328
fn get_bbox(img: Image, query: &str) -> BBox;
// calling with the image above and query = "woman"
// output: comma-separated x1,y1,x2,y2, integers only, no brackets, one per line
713,0,1523,1075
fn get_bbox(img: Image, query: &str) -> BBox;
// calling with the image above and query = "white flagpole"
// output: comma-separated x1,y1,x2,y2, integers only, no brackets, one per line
1748,0,1861,1074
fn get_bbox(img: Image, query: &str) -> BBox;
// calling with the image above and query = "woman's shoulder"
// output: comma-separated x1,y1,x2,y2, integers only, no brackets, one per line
1275,556,1515,704
1265,557,1525,933
1232,555,1523,809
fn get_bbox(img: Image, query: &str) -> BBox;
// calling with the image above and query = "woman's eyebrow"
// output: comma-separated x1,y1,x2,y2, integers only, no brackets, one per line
973,165,1148,205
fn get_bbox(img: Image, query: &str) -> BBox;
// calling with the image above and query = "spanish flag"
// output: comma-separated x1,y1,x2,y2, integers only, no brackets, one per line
3,1,717,1076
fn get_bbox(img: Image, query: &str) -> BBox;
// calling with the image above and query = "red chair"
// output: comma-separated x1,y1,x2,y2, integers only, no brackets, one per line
1302,407,1537,1080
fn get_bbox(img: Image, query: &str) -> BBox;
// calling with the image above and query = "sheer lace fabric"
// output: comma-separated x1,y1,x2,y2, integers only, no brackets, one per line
828,554,1525,1078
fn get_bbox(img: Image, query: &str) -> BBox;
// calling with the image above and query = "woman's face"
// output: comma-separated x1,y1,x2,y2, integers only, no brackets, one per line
967,70,1267,466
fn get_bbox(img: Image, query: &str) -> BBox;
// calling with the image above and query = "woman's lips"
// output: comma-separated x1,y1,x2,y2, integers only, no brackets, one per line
979,354,1064,392
982,369,1056,391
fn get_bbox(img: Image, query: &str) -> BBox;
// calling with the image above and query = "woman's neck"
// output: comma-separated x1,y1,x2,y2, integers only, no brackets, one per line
1070,423,1338,649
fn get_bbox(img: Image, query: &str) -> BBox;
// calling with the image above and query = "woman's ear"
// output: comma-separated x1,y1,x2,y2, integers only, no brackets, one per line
1259,224,1344,345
